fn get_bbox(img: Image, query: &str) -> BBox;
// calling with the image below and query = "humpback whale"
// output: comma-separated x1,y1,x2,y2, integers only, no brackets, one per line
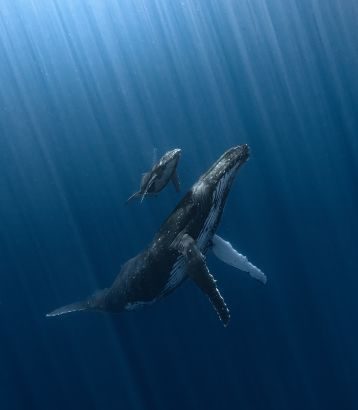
47,145,266,326
126,148,181,203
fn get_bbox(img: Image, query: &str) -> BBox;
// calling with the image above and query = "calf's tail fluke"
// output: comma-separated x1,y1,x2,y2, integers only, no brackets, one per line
46,300,89,317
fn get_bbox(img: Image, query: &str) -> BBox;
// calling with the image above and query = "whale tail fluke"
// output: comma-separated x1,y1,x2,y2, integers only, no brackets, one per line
46,300,90,317
46,289,108,318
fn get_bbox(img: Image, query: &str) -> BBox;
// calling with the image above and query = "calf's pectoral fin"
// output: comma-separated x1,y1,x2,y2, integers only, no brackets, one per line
173,233,230,326
126,191,141,203
141,174,157,203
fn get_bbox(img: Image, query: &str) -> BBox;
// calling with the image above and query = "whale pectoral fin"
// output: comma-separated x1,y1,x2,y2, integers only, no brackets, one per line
171,170,180,192
126,191,141,203
140,172,151,187
174,234,230,326
211,235,267,284
141,174,157,203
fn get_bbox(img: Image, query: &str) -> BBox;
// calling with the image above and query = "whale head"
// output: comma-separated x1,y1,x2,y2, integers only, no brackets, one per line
193,144,249,198
159,148,182,167
203,144,248,182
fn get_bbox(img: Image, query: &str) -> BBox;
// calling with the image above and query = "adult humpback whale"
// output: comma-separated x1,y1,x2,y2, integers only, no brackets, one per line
47,145,266,326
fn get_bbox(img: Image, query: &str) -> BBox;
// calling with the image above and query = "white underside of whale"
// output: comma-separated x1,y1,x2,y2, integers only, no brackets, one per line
130,166,266,312
162,169,266,298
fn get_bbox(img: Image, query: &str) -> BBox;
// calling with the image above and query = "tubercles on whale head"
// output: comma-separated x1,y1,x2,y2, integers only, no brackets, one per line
200,144,250,186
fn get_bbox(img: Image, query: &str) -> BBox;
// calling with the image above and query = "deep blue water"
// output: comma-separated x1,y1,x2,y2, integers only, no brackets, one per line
1,1,358,409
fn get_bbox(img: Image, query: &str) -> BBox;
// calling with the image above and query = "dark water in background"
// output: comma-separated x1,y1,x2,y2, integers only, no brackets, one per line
0,1,357,409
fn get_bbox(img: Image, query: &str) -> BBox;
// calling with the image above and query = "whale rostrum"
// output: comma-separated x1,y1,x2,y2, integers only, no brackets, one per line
47,145,266,326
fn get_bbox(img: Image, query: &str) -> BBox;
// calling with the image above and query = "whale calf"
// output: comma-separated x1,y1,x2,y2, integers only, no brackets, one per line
48,145,266,326
126,148,181,203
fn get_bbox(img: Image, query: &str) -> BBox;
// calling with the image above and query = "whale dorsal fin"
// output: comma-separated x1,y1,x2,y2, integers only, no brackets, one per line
173,233,230,326
211,235,267,284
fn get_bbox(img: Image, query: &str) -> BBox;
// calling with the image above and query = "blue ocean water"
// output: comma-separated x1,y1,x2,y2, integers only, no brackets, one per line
0,1,357,409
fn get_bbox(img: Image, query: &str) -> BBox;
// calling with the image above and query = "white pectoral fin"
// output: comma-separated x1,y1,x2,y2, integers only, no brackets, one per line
212,235,267,284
